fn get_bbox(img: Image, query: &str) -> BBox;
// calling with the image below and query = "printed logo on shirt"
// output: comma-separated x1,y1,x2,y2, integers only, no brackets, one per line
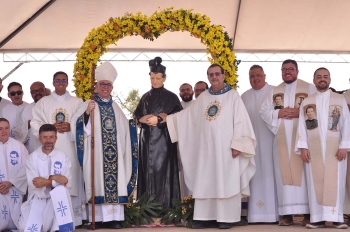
53,161,63,174
10,151,19,165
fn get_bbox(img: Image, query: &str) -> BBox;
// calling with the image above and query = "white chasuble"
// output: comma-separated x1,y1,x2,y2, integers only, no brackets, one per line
296,90,350,222
30,92,85,226
19,148,74,232
31,92,82,196
242,83,279,223
0,138,28,231
167,86,256,222
260,79,316,215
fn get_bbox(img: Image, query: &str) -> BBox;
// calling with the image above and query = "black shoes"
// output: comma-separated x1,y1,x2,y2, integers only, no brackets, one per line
218,222,235,229
192,220,235,229
104,221,122,229
192,220,218,229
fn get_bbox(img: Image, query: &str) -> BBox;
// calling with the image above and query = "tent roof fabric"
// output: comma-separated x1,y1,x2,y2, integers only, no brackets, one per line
1,0,349,53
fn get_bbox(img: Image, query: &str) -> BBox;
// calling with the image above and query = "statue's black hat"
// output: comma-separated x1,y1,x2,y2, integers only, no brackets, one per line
149,57,166,75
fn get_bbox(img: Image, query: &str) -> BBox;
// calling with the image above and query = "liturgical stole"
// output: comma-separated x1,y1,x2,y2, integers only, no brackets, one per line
274,79,309,186
302,92,343,207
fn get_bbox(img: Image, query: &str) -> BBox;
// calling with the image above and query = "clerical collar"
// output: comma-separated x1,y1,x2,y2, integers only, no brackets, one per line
95,93,112,103
317,89,330,97
209,83,232,95
150,85,164,92
253,83,268,92
52,91,71,101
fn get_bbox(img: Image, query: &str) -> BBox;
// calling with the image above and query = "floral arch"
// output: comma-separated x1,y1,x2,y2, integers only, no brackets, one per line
73,7,239,101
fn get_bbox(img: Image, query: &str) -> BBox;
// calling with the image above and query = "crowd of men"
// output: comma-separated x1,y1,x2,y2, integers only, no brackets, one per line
0,57,350,231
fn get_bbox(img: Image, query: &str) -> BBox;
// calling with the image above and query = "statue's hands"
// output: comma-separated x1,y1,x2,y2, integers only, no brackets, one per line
158,113,167,123
139,115,153,124
146,116,158,126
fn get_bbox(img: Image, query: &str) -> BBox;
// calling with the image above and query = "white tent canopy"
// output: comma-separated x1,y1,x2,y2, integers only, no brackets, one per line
1,0,350,53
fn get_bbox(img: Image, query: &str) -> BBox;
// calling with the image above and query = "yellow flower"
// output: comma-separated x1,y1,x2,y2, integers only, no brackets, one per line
73,7,237,100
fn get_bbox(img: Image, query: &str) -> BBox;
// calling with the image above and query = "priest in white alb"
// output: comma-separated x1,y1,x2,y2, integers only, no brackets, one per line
296,67,350,229
343,87,350,219
13,82,45,153
0,82,28,139
260,59,316,226
162,64,256,229
241,65,278,223
0,118,28,231
71,61,137,229
19,124,74,232
178,83,194,197
30,71,85,227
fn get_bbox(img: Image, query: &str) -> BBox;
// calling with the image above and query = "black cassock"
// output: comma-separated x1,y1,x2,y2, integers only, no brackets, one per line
134,86,182,208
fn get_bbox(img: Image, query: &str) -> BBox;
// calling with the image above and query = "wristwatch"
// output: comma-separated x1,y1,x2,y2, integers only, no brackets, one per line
157,116,163,123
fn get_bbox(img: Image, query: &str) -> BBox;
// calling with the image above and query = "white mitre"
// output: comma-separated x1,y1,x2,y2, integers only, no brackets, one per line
95,61,118,83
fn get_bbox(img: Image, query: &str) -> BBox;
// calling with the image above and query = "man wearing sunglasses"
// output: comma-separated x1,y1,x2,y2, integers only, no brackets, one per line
30,72,85,228
13,82,45,153
0,78,10,109
0,82,28,140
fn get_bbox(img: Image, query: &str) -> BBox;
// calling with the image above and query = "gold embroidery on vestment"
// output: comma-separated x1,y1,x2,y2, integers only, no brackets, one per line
204,100,221,121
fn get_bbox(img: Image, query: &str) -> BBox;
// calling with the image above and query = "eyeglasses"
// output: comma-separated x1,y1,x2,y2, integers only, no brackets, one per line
9,90,23,96
208,72,222,78
194,88,206,93
54,79,68,83
281,67,296,72
99,82,113,88
30,88,44,94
